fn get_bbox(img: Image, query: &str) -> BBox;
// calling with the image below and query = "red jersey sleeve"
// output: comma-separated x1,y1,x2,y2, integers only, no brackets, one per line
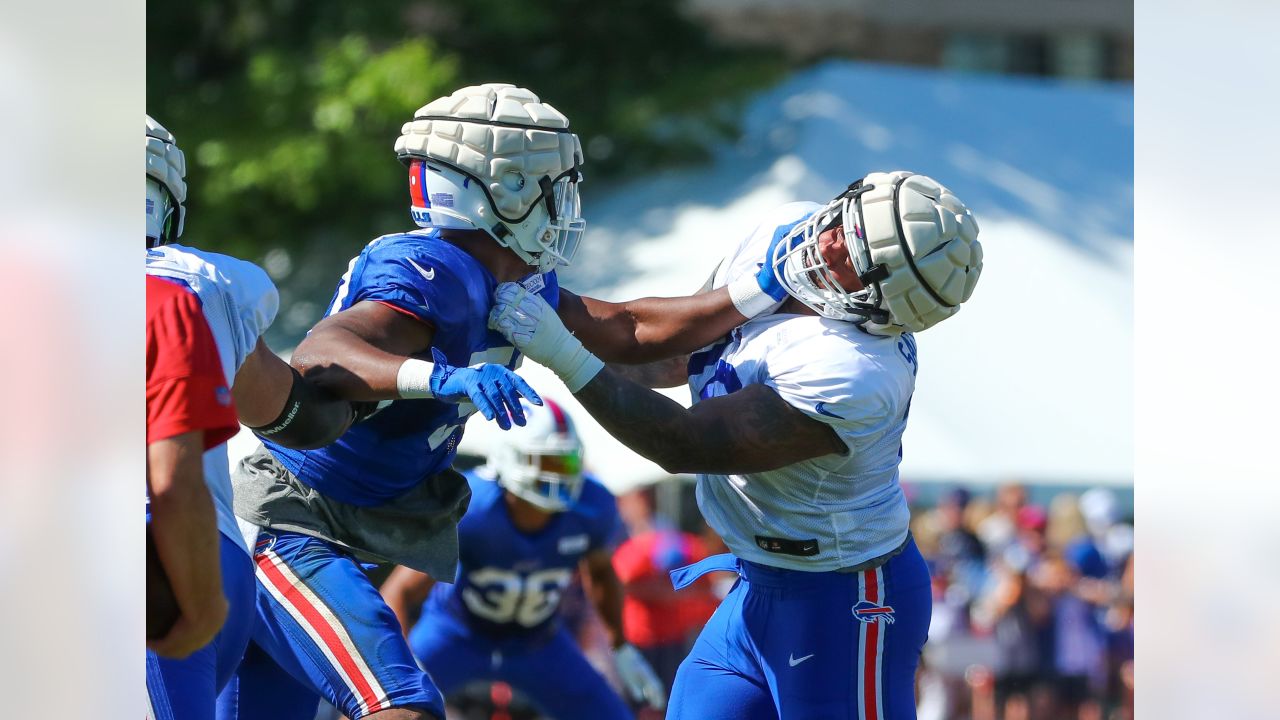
146,275,239,449
611,534,657,583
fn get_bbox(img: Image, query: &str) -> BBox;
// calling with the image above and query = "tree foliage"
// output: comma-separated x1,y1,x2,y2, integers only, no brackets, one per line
148,0,787,340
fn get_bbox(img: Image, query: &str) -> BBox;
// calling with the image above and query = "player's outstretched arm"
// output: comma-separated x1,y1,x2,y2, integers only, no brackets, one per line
578,371,844,474
379,566,437,638
147,430,229,658
553,239,790,365
552,227,791,364
556,289,747,365
292,301,540,429
490,289,843,473
606,355,690,389
234,338,358,450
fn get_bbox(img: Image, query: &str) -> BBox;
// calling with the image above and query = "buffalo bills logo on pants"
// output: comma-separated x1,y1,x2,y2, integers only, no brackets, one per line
852,600,896,624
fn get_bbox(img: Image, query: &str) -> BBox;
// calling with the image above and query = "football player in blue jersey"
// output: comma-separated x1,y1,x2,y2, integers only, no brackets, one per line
380,397,665,720
489,173,985,719
217,83,786,720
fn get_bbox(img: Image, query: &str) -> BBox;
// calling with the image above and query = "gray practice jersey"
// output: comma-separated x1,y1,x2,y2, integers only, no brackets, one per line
689,203,917,571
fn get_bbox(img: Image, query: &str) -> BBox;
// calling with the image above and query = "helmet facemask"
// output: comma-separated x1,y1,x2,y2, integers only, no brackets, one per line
771,180,891,325
502,446,585,512
145,177,183,248
773,171,982,334
145,115,187,247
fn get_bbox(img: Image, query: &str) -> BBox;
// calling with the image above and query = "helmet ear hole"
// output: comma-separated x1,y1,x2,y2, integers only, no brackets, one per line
502,170,526,192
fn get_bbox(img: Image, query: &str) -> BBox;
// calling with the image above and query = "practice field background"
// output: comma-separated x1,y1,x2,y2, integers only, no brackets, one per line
160,2,1136,719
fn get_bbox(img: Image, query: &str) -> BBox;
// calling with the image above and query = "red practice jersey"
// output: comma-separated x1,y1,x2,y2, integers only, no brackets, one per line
612,529,719,647
146,274,238,449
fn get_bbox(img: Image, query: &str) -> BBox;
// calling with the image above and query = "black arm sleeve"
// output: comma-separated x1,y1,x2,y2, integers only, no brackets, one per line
249,367,357,450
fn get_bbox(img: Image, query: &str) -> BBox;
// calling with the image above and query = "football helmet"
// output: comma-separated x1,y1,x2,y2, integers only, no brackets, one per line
488,397,585,512
395,83,586,273
145,115,187,247
771,171,983,333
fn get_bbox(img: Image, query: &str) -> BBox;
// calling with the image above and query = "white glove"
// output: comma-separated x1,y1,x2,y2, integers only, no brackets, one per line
613,643,667,710
488,282,604,392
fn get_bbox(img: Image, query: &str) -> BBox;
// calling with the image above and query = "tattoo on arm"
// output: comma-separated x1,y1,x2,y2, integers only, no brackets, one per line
575,368,845,475
605,355,689,389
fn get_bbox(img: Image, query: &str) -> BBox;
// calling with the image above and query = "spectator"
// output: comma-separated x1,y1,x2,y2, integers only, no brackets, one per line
1080,488,1134,575
978,483,1029,558
973,542,1054,720
933,487,988,598
611,488,719,698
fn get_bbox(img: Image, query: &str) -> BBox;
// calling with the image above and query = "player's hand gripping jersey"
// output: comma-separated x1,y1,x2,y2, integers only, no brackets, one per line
236,230,559,576
689,202,917,571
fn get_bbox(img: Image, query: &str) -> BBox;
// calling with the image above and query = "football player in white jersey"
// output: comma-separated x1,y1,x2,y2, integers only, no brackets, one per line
489,171,983,719
145,115,358,720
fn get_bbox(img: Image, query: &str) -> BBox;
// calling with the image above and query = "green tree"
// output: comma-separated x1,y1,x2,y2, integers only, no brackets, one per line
148,0,787,342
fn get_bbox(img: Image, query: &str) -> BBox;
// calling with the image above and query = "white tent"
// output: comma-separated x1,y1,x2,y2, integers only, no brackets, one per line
462,61,1133,493
233,61,1132,495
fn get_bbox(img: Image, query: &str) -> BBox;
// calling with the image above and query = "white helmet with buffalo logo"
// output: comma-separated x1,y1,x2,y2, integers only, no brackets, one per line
488,397,585,512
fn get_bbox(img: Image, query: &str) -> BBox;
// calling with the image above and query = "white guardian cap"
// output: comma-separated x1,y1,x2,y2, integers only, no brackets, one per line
772,171,983,334
395,83,586,273
488,397,585,513
145,115,187,246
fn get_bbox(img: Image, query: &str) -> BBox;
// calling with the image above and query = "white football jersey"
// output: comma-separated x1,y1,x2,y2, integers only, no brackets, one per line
146,244,279,554
690,203,917,571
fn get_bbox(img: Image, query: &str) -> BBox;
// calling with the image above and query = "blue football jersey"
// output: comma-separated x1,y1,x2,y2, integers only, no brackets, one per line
265,230,559,506
424,469,622,638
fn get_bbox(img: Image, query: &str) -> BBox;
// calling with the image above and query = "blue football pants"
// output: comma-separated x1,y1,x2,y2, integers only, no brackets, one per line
147,533,255,720
409,610,633,720
215,528,444,720
667,539,931,720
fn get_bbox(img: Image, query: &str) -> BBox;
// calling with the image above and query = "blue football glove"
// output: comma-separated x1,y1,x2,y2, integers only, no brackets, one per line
728,221,802,318
428,348,541,430
755,221,804,302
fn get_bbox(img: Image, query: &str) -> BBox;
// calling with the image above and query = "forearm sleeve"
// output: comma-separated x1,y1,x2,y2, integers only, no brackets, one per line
249,367,357,450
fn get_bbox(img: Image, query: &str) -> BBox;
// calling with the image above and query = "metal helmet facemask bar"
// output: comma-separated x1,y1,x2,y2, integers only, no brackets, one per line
403,154,585,271
770,179,891,323
145,115,187,247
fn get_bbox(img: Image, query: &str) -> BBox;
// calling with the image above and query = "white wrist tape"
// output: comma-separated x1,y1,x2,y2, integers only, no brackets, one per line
727,274,777,318
396,357,435,399
556,345,605,393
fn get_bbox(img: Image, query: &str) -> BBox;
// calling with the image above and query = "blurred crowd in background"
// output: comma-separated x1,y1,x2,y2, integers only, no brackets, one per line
429,480,1133,720
909,484,1134,720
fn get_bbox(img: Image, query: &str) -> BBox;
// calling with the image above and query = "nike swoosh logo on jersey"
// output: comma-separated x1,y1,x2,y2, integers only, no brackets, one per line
814,401,843,419
788,653,815,667
408,258,435,281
